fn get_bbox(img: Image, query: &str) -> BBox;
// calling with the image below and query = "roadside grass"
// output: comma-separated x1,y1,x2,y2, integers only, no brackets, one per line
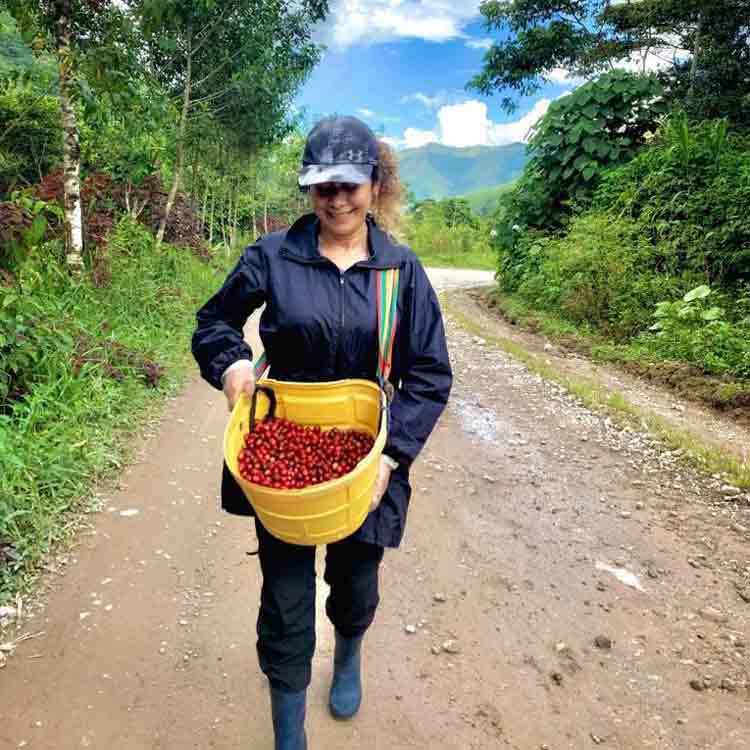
442,294,750,491
0,220,235,603
484,291,593,344
484,289,750,410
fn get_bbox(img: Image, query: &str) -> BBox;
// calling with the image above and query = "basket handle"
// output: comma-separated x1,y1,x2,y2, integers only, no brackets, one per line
249,384,277,433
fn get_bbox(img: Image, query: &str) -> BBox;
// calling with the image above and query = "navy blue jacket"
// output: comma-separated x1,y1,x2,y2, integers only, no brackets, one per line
191,213,452,548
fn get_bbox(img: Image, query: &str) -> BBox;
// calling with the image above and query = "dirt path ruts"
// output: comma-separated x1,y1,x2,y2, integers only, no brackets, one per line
1,270,748,750
454,288,750,467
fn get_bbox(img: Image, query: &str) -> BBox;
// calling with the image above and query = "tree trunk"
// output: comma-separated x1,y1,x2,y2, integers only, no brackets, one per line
201,182,209,231
263,195,268,234
156,41,192,247
689,13,703,98
231,181,240,251
251,205,257,238
55,0,84,276
225,184,235,250
190,151,199,208
220,186,228,247
208,187,216,244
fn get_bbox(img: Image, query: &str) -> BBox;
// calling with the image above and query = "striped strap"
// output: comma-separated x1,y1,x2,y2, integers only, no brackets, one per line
376,268,400,382
253,351,269,381
251,268,400,382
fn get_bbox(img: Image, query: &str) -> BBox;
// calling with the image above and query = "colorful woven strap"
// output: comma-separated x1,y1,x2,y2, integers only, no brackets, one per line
251,268,400,382
253,351,269,381
376,267,400,382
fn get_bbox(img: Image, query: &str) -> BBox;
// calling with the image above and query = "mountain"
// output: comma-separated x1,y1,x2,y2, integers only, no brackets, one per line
397,142,529,201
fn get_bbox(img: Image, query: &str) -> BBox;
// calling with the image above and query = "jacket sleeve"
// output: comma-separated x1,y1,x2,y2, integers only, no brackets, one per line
191,244,267,391
384,261,452,469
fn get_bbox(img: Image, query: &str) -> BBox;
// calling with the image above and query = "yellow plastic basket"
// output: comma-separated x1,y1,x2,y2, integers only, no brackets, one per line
223,378,387,545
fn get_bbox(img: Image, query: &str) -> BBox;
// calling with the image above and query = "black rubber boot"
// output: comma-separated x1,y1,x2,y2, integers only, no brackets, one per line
270,687,307,750
329,631,364,719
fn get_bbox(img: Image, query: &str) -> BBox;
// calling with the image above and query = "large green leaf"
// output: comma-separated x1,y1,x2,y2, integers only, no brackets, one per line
701,307,723,321
582,119,601,135
561,146,578,164
684,285,711,302
582,137,596,154
582,164,598,181
593,87,616,104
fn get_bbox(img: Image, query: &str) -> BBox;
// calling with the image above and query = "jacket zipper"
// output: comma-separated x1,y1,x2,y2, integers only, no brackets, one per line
337,272,345,372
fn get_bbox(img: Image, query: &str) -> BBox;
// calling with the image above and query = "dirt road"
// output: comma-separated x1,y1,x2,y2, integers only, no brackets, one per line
1,269,749,750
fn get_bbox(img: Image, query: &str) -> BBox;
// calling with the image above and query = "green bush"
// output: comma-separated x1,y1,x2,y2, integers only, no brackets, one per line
504,70,666,232
406,201,495,270
638,285,750,378
0,75,61,193
493,113,750,379
499,214,704,339
0,218,232,597
594,116,750,285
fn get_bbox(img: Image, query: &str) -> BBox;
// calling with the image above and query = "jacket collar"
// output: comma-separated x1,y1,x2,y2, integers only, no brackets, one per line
279,213,404,270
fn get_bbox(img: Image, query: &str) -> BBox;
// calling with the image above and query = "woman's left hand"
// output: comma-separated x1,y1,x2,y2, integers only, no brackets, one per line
370,456,393,513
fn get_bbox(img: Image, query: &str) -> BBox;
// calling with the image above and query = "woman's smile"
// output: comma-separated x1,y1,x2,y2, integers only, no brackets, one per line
312,180,378,242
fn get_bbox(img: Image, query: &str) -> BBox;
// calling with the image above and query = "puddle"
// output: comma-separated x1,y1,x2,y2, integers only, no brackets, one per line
451,396,515,445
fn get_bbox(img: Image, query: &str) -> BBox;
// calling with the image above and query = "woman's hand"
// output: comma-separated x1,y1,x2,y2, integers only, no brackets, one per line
223,367,256,412
370,456,393,513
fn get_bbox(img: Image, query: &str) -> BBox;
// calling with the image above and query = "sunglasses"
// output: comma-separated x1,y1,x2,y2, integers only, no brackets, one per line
311,182,361,198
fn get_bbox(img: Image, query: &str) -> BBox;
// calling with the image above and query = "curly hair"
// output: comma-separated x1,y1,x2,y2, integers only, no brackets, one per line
371,140,404,239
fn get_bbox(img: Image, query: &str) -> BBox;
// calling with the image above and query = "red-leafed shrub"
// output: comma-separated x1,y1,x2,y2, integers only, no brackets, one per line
29,170,211,280
0,201,32,246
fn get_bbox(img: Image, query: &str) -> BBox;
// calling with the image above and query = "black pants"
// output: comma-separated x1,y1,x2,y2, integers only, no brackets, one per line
255,518,385,693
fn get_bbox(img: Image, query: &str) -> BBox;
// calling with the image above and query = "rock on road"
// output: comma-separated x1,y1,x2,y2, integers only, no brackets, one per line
1,267,748,750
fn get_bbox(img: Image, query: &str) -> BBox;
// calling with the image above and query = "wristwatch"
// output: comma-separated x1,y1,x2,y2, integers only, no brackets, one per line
381,454,399,471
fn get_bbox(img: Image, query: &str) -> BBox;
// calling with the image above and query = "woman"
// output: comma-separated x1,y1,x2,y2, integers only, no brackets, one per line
192,115,452,750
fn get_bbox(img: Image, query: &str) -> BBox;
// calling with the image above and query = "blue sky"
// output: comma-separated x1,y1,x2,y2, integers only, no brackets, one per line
295,1,577,149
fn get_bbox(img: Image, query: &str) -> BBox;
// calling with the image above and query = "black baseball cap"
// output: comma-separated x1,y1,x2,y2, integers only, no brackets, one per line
298,115,379,187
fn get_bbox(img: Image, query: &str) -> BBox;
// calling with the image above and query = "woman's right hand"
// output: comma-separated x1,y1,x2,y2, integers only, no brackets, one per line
223,366,256,412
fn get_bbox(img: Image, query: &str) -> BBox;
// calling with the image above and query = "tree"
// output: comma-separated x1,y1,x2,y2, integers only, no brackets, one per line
131,0,327,247
612,1,750,125
469,0,750,122
4,0,141,274
517,70,666,228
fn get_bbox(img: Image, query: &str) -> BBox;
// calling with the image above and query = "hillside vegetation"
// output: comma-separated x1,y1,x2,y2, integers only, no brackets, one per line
0,2,326,600
489,71,750,404
404,196,496,270
398,142,527,200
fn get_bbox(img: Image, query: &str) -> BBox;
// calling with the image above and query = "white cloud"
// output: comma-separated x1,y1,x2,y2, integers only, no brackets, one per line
387,98,551,149
436,98,551,147
381,135,404,149
403,127,439,148
357,107,376,118
466,37,493,50
400,91,447,109
620,44,690,75
319,1,482,50
436,101,489,147
545,67,585,85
